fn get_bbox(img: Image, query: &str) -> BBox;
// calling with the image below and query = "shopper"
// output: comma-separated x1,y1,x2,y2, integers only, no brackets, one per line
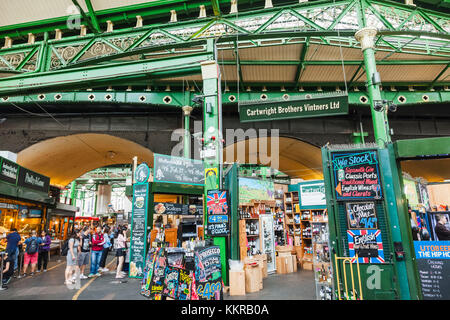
99,226,111,272
5,228,21,272
88,226,105,277
37,230,51,273
65,229,81,286
1,252,14,289
77,227,91,279
434,214,450,240
115,226,127,279
22,230,42,277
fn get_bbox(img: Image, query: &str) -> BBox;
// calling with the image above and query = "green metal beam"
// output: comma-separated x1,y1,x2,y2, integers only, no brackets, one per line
233,41,245,92
294,37,310,88
2,90,448,107
428,63,450,89
395,136,450,159
71,0,100,34
0,52,212,96
84,0,102,33
211,0,221,16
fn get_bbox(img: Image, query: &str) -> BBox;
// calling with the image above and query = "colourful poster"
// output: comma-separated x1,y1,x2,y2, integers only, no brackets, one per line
239,177,274,204
197,278,223,300
347,229,385,263
163,266,180,299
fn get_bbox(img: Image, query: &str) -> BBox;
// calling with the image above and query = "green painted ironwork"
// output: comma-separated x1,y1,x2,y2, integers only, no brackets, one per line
394,136,450,159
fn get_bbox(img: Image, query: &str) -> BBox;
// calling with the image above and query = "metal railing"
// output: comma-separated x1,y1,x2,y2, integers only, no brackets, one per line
333,254,363,300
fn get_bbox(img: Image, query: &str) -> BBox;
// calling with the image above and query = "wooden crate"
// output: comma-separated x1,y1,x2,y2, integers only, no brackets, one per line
253,254,268,278
229,270,246,296
302,261,313,270
292,255,297,272
276,255,293,274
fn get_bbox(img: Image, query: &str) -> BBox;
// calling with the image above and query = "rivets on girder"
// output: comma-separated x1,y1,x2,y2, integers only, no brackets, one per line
139,95,146,102
422,95,429,102
88,94,96,101
105,94,112,101
398,95,406,103
228,95,236,102
163,96,172,104
54,94,62,100
260,94,268,101
38,94,46,100
359,95,368,104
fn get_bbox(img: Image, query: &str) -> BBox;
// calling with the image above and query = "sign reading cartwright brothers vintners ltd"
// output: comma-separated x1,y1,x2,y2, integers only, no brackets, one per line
239,94,348,122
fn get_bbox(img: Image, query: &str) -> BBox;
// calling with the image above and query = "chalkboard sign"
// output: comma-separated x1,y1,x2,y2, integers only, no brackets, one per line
331,150,382,200
206,222,229,237
197,277,223,300
347,229,385,263
414,241,450,300
17,167,50,193
163,266,180,299
154,202,189,215
346,202,378,229
178,269,194,300
194,246,222,281
206,190,230,237
129,183,149,278
154,153,204,186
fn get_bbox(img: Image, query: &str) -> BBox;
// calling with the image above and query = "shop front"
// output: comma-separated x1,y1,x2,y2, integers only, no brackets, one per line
47,203,77,240
0,156,52,251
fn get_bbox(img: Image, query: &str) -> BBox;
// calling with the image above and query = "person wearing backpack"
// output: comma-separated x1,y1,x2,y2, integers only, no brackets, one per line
22,230,42,277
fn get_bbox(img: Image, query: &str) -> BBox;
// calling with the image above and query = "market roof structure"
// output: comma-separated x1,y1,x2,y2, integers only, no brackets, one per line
0,0,449,95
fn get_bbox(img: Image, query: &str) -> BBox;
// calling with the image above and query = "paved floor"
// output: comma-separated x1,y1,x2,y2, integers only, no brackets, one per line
0,253,316,300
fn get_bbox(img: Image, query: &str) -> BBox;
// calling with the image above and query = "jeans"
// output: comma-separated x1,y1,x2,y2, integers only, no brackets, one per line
38,250,49,271
89,251,102,275
14,247,19,270
99,247,109,268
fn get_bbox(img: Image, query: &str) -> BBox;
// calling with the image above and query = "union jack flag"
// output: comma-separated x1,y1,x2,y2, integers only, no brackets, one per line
207,190,228,215
347,229,385,264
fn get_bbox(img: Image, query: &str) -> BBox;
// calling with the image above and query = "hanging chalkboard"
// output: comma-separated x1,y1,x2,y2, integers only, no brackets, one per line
346,202,378,229
154,202,189,215
178,269,194,300
331,150,382,200
206,222,229,237
414,241,450,300
0,157,18,185
163,266,180,299
154,153,205,186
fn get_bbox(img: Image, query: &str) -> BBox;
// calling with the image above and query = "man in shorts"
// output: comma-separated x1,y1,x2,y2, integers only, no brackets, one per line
22,230,42,277
77,227,91,279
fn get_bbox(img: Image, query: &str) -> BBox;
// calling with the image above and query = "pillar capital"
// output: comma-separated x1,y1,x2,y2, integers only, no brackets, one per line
201,60,219,80
182,105,193,116
355,27,378,51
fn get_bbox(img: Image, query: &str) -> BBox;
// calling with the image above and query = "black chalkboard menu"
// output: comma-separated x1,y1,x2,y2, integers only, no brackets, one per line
346,202,378,229
331,150,382,200
414,241,450,300
129,183,149,278
153,153,204,186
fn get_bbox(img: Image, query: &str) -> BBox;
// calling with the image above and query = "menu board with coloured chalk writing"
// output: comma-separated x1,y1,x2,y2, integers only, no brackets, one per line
346,202,378,229
332,150,382,200
414,241,450,300
197,278,223,300
129,183,149,278
194,246,222,281
163,266,180,299
178,269,194,300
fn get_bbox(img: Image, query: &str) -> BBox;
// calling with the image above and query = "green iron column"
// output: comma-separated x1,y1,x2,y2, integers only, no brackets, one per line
182,106,193,159
70,181,77,206
201,39,227,284
354,27,390,147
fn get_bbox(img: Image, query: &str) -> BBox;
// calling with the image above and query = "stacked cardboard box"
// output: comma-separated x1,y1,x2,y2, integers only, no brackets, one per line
229,270,246,296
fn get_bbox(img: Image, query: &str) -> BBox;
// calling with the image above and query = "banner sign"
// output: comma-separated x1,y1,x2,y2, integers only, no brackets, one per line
129,176,149,279
299,181,326,208
414,241,450,300
154,153,204,186
154,202,189,215
239,94,348,122
346,202,378,229
347,229,385,263
332,150,382,200
206,190,230,237
17,167,50,193
0,157,18,185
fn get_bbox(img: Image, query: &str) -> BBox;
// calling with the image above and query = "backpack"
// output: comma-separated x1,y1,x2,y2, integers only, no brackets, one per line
61,239,69,256
26,238,39,254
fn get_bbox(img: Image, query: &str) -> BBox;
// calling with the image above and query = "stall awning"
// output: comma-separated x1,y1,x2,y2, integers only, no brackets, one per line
0,180,54,205
48,202,77,217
